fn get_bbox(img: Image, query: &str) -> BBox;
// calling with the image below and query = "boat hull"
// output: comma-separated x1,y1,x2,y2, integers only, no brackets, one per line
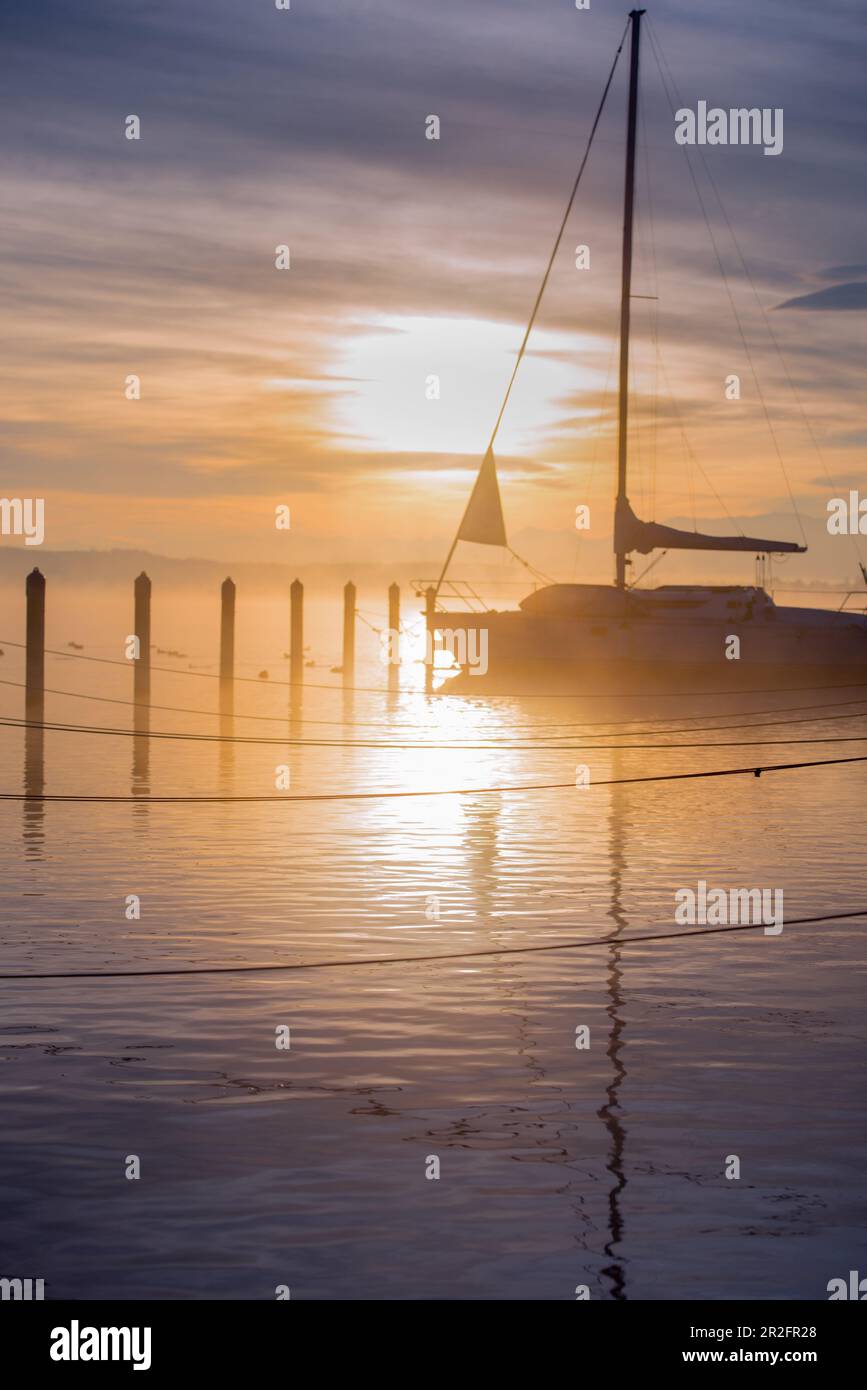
436,589,867,695
445,655,867,696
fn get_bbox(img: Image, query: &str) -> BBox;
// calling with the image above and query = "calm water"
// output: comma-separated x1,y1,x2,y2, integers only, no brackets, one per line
1,581,866,1300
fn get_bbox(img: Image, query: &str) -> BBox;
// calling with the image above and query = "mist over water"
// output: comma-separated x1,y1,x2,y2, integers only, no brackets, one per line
1,581,866,1299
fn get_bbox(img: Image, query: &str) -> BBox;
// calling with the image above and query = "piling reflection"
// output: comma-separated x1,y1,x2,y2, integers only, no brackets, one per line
462,791,502,929
289,685,303,739
132,699,150,810
22,722,44,857
218,712,234,785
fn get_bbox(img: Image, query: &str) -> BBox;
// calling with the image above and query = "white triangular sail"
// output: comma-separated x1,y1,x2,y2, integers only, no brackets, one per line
456,447,507,548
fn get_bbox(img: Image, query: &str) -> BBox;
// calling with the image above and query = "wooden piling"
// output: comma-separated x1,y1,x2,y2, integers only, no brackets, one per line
424,585,436,693
342,581,356,683
387,582,400,689
131,571,151,791
133,571,151,716
290,578,304,687
25,567,45,723
220,577,235,717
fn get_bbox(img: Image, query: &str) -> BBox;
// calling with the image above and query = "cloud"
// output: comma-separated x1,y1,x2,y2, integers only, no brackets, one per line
815,264,867,281
808,471,867,488
776,283,867,310
2,0,867,567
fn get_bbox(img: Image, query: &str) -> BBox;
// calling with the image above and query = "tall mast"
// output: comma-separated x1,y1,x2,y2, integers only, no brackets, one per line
615,9,644,589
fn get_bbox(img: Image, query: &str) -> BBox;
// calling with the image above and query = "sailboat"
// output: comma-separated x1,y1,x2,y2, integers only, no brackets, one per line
432,9,867,695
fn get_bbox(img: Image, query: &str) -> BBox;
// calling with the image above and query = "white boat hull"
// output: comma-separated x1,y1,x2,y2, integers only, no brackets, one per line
438,585,867,695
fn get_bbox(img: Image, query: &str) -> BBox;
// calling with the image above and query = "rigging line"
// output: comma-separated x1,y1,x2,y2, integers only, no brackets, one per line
573,312,620,583
1,752,866,803
679,111,864,573
1,908,863,983
628,549,667,588
644,13,852,549
433,20,629,599
630,43,744,533
639,78,660,524
485,18,630,457
4,639,867,701
5,713,867,753
506,546,556,586
634,123,661,528
630,345,648,518
3,677,867,739
645,19,808,548
655,348,743,531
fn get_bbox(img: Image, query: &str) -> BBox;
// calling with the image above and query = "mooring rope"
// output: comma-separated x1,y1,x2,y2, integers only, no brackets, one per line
0,908,863,983
1,752,865,803
3,713,867,754
5,675,867,736
3,639,867,701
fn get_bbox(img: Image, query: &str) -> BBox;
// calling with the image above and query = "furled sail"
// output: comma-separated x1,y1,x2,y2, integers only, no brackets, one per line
456,447,508,547
615,497,806,557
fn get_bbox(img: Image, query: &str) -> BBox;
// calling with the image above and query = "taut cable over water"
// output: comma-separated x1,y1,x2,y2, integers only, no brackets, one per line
0,909,864,983
2,752,867,802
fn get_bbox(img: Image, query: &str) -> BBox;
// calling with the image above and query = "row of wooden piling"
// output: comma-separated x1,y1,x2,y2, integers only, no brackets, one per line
22,568,439,719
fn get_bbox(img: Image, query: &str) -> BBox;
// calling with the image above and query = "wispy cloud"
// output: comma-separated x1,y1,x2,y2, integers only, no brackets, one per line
1,0,865,566
777,283,867,310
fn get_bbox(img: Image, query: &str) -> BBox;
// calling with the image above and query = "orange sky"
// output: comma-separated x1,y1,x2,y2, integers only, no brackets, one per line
2,0,865,582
